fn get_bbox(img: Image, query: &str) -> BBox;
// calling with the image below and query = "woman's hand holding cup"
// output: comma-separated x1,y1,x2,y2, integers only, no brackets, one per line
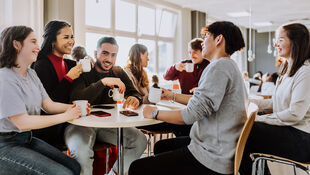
66,64,82,80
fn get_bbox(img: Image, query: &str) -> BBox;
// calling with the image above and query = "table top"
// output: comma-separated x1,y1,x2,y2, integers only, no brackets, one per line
68,101,186,128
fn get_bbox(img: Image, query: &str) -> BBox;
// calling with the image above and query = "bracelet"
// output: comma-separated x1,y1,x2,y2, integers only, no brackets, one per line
173,92,176,101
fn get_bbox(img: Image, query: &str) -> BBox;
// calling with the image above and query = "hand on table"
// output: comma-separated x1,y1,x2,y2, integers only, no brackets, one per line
123,96,139,109
64,104,81,120
161,88,174,100
143,105,158,119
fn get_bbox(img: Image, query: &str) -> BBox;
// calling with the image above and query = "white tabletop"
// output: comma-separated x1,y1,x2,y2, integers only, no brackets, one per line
68,101,186,128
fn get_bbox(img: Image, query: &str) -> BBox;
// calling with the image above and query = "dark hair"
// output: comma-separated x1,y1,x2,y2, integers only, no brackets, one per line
72,46,87,62
189,38,203,51
267,72,279,85
152,75,159,83
206,21,245,55
125,44,149,88
97,37,118,49
37,20,71,60
281,23,310,77
0,26,33,68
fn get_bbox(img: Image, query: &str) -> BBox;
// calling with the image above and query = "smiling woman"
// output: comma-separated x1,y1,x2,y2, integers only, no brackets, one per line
31,20,83,150
0,25,81,175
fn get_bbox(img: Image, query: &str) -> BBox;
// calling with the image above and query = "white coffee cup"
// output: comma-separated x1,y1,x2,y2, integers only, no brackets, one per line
74,100,88,117
185,63,194,72
148,87,162,103
79,58,91,72
108,88,124,102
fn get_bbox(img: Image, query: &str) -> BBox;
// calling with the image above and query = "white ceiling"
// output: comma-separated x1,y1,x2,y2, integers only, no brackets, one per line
164,0,310,32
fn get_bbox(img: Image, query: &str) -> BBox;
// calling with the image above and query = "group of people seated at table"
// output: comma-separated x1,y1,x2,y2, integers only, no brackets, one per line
0,19,310,175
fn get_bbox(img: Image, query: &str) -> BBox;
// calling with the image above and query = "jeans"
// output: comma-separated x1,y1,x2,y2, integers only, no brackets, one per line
65,125,147,175
129,137,231,175
0,131,81,175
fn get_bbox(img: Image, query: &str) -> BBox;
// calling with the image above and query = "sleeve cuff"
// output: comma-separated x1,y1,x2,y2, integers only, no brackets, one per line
64,75,73,83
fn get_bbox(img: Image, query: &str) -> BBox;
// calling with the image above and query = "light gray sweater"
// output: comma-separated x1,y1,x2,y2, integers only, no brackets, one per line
181,58,247,174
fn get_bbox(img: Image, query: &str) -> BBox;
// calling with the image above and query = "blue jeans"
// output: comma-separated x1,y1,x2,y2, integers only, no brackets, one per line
0,131,81,175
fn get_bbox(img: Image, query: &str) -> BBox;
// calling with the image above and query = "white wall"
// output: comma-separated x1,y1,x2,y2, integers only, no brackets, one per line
0,0,44,44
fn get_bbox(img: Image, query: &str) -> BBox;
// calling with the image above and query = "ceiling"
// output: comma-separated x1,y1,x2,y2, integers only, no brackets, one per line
164,0,310,32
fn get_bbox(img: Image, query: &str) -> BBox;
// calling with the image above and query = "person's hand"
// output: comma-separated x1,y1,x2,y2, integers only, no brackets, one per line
64,104,81,120
143,105,157,119
123,96,139,109
101,77,126,93
189,87,197,93
175,62,186,72
161,88,173,100
86,103,91,115
66,64,82,80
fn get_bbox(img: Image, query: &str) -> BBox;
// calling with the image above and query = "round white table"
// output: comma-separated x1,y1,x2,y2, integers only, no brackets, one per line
68,102,184,175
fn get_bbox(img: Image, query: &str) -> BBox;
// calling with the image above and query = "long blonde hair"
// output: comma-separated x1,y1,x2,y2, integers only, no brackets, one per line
125,44,149,88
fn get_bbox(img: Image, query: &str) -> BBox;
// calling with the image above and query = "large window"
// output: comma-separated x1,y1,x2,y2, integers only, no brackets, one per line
82,0,178,75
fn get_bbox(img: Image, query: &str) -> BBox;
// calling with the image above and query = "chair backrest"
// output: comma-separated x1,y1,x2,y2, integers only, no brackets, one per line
234,102,258,175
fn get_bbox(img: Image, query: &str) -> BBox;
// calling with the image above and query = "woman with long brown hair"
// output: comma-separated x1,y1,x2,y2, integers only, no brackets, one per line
124,43,150,104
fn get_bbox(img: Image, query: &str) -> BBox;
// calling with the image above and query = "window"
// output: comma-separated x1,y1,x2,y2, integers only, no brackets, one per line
158,41,173,73
115,36,135,67
85,0,111,28
138,6,155,36
115,0,136,32
82,0,178,75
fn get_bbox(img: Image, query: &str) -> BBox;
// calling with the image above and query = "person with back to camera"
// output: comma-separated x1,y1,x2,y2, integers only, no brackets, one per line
65,37,147,175
163,38,209,94
0,25,81,175
72,46,95,67
129,21,247,175
240,23,310,174
31,20,82,150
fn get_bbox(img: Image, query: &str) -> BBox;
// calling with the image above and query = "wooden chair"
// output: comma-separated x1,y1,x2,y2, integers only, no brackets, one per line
251,152,310,174
234,102,258,175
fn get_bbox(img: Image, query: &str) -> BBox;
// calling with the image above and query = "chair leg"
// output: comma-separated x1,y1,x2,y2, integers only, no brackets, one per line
147,133,152,156
160,134,162,140
105,148,110,174
293,165,297,175
252,158,259,175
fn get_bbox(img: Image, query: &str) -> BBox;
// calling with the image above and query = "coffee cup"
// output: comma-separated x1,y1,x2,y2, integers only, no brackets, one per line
108,88,124,102
74,100,88,117
79,57,91,72
148,87,162,103
185,63,194,72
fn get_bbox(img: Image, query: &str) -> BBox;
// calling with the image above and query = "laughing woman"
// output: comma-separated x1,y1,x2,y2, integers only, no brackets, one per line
0,26,81,175
32,21,82,149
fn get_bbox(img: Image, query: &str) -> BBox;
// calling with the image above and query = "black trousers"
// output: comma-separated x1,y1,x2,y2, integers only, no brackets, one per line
239,122,310,175
138,122,192,137
129,136,230,175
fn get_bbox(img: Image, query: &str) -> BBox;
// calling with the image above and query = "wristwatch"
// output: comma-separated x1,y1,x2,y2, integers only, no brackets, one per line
152,109,159,120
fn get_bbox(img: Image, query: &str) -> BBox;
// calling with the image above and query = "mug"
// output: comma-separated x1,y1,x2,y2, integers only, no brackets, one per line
79,58,91,72
185,63,194,72
108,88,124,102
74,100,88,117
148,87,162,103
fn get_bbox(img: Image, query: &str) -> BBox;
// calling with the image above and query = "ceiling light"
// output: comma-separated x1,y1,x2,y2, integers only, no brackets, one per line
227,11,250,17
253,22,273,27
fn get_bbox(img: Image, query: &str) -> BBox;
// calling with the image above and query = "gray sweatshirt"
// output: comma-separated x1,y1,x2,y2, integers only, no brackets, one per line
181,58,247,174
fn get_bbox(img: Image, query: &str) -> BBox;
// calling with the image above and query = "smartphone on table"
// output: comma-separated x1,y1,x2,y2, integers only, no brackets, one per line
91,111,111,117
120,110,138,117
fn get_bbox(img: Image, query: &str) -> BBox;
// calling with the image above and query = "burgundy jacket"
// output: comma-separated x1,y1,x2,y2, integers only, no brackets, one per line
163,59,209,94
